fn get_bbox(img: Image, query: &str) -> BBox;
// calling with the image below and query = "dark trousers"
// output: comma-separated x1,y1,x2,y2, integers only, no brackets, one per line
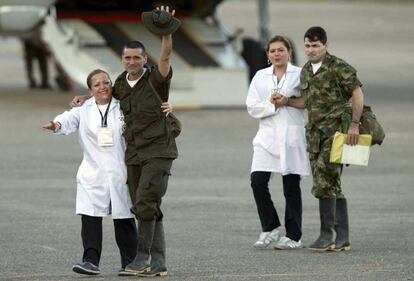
127,158,173,221
23,39,49,87
81,215,138,268
250,172,302,241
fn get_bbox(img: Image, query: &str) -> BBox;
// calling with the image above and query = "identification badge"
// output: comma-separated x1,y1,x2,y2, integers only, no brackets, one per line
97,127,114,147
271,89,280,95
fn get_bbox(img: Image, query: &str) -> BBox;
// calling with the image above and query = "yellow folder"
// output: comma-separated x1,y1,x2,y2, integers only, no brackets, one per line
330,132,372,166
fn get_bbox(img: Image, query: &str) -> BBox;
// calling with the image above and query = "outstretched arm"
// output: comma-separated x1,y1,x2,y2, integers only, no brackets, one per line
158,6,174,78
42,107,81,135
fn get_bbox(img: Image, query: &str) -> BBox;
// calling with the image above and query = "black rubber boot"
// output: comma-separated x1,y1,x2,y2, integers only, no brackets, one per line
125,220,155,273
334,198,351,251
308,198,336,252
138,220,168,277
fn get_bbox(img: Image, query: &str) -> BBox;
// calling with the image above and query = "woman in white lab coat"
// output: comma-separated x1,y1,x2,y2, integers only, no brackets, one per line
43,69,138,276
246,36,310,250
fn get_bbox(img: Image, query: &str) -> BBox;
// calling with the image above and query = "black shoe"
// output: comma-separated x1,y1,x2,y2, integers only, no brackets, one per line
72,261,100,275
118,268,138,276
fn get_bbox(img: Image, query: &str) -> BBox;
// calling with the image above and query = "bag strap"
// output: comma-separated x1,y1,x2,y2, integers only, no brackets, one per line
147,76,181,138
147,78,164,106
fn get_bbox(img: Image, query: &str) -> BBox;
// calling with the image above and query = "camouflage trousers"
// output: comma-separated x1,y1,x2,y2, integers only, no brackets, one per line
309,134,344,199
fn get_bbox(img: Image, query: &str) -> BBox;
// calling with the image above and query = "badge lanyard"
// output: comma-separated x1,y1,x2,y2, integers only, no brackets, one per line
96,99,114,147
272,72,287,94
97,98,112,128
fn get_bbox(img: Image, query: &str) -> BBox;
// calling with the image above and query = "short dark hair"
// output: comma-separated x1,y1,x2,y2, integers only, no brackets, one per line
123,40,146,54
265,35,292,53
304,26,327,44
86,69,111,89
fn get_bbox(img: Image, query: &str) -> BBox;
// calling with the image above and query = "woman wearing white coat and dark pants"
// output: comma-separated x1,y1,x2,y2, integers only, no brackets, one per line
42,69,138,276
246,36,310,250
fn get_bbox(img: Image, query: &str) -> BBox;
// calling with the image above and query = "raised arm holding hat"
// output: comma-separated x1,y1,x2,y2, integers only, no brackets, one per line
156,7,174,78
68,5,179,110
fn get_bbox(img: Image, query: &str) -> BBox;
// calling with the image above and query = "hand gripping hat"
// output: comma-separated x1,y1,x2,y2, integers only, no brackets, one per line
141,9,181,35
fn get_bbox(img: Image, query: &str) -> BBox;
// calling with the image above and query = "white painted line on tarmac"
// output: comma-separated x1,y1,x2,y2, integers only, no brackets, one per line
38,245,58,252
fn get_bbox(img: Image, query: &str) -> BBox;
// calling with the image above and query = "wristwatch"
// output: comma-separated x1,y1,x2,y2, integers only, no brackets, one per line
351,119,361,125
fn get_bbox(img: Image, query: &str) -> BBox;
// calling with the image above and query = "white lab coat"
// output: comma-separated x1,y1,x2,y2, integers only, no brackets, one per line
246,63,310,176
54,97,133,218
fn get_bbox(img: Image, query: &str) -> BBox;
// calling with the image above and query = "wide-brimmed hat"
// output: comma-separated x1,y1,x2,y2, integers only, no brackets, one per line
141,9,181,35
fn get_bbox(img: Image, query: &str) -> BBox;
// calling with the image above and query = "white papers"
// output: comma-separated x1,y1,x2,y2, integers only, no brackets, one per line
341,144,371,166
330,132,372,166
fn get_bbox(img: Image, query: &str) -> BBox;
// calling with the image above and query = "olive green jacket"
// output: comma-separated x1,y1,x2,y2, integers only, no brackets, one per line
113,66,178,164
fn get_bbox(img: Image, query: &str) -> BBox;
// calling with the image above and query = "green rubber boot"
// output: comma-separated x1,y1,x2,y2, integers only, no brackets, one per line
334,198,351,251
308,198,336,252
138,220,168,277
125,220,155,274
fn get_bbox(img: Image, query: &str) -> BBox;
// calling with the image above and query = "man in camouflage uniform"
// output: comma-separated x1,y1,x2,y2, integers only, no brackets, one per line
280,26,364,252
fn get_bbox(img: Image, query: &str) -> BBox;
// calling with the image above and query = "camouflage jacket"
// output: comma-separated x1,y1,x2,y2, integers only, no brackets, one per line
301,53,362,146
112,66,178,164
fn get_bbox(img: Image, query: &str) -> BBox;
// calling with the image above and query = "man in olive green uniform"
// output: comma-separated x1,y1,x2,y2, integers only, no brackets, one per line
280,26,364,252
115,37,177,276
117,8,180,277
